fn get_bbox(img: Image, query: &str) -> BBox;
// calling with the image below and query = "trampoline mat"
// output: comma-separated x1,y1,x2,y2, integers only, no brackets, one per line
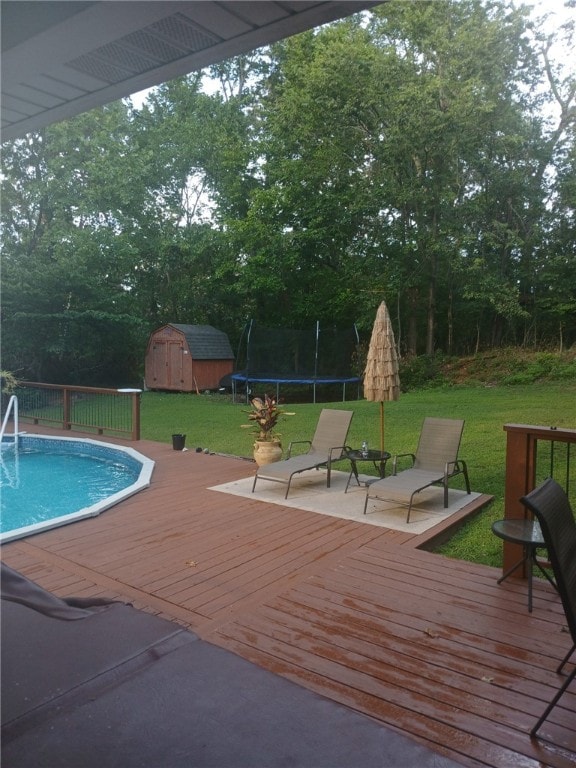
1,566,463,768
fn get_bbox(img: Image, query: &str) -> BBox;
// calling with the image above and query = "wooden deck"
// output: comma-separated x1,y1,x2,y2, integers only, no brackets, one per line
2,427,575,767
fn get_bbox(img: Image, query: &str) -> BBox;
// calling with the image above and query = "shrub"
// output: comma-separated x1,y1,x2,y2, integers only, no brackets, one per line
399,355,449,390
0,370,18,395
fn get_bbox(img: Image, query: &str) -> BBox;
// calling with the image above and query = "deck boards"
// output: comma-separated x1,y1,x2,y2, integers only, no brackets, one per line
1,426,575,767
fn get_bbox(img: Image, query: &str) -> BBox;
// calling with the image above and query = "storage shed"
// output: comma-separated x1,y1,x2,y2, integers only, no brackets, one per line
145,324,234,392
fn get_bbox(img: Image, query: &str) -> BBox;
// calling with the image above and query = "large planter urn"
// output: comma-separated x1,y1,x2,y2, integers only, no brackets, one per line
253,439,283,467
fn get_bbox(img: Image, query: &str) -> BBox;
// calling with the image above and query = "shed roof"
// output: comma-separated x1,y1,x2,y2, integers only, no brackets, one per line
169,324,234,361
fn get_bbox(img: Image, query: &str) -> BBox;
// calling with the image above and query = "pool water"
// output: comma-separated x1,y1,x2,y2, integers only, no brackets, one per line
0,436,154,541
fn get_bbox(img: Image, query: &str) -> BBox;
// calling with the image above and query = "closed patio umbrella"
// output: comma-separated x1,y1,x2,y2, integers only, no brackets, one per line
363,301,400,453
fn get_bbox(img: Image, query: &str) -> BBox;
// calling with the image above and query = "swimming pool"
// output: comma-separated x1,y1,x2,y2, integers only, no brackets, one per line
0,435,154,543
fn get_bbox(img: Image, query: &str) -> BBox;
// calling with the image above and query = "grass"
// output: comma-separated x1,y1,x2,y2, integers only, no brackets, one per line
140,382,576,568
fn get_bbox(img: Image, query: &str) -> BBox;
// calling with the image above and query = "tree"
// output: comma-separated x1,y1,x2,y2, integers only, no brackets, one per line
1,102,147,383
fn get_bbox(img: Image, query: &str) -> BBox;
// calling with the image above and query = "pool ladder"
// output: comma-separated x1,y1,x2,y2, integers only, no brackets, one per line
0,395,20,488
0,395,19,449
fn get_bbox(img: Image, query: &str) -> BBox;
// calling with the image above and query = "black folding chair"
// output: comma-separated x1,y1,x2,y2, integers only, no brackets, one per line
520,478,576,738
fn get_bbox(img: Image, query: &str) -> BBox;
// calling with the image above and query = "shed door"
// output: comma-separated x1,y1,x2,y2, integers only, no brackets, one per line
168,341,185,387
149,339,185,389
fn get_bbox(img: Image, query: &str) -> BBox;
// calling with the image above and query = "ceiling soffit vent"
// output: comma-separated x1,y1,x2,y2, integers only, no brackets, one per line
67,13,221,83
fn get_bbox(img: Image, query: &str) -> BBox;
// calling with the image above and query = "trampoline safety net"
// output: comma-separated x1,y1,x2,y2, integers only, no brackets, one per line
232,320,361,403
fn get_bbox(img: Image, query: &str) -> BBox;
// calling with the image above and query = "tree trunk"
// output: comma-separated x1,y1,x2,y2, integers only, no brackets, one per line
447,288,453,354
426,277,435,355
407,287,419,355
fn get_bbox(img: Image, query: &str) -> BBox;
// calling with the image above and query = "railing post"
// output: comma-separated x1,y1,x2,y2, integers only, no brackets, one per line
503,425,538,575
132,391,141,441
63,387,71,430
117,388,142,440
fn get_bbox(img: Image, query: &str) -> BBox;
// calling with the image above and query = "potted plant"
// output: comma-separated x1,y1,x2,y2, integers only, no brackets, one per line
242,394,294,466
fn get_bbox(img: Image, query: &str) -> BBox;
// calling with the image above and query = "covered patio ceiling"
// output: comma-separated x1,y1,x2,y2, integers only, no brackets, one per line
1,1,382,141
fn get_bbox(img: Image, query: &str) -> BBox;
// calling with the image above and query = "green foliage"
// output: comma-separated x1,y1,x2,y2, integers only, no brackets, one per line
398,355,449,390
500,352,576,385
417,349,576,387
0,371,18,395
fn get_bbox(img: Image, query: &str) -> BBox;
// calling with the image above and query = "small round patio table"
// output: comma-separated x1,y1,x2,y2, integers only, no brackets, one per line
344,449,391,493
491,518,556,613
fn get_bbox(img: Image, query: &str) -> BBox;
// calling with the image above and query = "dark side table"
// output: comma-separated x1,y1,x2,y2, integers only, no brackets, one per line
491,518,556,612
344,449,391,493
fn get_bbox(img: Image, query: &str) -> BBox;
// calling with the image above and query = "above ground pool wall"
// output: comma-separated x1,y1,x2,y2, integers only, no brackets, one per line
0,436,154,543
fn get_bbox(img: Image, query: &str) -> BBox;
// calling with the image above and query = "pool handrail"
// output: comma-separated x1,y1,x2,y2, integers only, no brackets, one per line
0,395,19,449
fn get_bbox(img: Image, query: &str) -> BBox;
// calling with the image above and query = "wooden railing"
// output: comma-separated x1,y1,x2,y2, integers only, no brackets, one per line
503,423,576,574
15,382,142,441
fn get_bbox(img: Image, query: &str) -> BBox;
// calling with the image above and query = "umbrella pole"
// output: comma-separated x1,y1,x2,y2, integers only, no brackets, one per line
380,401,384,454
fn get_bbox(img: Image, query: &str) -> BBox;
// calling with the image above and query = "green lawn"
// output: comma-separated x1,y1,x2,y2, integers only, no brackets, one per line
140,383,576,568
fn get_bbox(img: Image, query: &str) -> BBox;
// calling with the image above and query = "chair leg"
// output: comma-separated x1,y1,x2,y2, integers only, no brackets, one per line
406,494,416,523
284,476,293,499
344,470,356,493
363,492,370,515
532,549,558,595
557,643,576,675
531,665,576,738
461,461,471,493
252,474,258,493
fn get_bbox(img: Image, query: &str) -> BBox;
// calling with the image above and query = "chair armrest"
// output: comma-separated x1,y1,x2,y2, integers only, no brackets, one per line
392,452,416,474
287,440,311,459
327,444,349,462
446,460,470,494
445,459,465,478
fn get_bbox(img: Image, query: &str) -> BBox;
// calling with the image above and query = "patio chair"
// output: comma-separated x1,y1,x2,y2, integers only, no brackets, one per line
520,478,576,738
363,417,470,522
252,409,353,499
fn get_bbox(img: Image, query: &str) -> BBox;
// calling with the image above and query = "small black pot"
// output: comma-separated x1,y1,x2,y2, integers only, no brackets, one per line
172,434,186,451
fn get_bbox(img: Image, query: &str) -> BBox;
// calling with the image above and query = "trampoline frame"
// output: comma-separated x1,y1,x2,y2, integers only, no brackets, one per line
231,374,361,404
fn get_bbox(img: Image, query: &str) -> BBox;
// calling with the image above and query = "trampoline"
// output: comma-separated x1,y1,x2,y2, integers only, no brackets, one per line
231,320,361,403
